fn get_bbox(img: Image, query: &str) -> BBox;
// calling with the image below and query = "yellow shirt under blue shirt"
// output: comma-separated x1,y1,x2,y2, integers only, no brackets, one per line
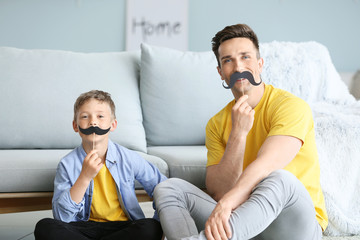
90,164,129,222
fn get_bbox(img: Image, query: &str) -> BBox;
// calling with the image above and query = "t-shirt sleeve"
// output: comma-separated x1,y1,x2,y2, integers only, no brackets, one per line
268,97,313,143
205,118,225,167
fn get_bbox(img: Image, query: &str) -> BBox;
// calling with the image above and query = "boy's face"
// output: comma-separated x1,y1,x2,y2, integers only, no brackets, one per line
72,99,117,144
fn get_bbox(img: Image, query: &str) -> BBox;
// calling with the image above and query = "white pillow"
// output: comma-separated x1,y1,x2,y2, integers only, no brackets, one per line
140,43,233,146
0,47,147,153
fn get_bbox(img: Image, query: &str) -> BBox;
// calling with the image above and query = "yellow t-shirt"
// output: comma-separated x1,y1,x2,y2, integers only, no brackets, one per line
89,164,129,222
206,84,328,231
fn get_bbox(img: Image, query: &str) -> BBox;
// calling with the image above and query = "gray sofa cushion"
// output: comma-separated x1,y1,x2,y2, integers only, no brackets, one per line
0,150,169,192
0,150,71,192
0,47,147,153
140,43,233,146
147,146,207,189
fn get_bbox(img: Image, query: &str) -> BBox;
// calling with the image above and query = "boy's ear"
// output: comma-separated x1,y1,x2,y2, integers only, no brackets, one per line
111,119,118,132
73,120,79,132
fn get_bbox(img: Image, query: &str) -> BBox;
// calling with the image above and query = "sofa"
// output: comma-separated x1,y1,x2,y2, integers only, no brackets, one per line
0,41,359,239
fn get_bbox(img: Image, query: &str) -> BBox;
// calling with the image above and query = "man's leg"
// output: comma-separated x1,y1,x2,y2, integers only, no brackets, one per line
153,178,217,240
229,169,322,240
179,170,322,240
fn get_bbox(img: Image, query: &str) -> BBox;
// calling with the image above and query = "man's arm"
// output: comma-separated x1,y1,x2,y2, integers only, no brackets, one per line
206,133,246,201
205,135,302,240
206,95,254,201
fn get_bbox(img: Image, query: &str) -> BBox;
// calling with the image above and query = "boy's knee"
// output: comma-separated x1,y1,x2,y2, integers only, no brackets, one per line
34,218,54,239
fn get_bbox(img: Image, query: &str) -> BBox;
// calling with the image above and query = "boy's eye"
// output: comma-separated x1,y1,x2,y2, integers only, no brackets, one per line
81,115,88,119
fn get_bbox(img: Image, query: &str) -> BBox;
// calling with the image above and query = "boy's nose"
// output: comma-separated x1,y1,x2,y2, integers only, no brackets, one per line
89,119,98,126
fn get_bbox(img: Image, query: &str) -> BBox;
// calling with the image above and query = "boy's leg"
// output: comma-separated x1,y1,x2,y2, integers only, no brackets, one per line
34,218,97,240
101,218,163,240
153,178,217,240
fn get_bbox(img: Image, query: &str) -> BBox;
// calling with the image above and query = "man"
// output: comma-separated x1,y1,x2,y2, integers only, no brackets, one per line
154,24,328,240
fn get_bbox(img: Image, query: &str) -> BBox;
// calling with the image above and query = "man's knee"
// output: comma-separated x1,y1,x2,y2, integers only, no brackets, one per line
154,178,186,199
262,169,300,190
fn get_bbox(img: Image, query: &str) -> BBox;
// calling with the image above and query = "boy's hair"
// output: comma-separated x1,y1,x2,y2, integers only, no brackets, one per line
211,23,260,67
73,90,116,122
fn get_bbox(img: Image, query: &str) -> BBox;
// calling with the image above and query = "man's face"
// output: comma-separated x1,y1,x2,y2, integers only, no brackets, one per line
217,37,263,96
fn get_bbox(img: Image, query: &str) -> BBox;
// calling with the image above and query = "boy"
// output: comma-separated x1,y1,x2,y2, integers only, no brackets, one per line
35,90,166,240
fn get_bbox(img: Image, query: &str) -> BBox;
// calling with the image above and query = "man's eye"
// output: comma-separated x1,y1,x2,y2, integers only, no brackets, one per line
99,115,104,118
81,116,88,119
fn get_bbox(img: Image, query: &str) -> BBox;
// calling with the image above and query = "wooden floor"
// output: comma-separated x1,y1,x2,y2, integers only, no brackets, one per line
0,190,152,214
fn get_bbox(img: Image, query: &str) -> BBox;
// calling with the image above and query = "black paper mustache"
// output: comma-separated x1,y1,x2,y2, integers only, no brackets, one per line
79,126,111,135
222,71,262,89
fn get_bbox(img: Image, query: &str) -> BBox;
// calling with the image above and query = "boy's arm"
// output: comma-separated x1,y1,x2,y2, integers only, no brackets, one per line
134,155,167,196
52,150,103,222
52,162,85,222
70,150,103,203
131,152,167,221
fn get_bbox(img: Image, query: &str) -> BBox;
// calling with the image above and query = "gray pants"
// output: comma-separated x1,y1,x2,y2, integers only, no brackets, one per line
154,169,322,240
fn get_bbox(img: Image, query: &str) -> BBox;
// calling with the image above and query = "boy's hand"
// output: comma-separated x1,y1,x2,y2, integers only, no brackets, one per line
80,149,103,181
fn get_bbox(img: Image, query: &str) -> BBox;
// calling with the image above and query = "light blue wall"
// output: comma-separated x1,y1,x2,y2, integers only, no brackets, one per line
0,0,359,72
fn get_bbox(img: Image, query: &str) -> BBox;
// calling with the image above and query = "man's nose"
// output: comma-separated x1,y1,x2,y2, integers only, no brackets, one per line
234,60,245,72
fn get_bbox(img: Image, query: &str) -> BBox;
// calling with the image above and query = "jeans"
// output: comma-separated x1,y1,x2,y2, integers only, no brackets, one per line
154,169,322,240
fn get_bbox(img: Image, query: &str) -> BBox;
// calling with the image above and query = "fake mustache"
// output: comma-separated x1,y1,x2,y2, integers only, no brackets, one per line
222,71,262,89
78,126,111,135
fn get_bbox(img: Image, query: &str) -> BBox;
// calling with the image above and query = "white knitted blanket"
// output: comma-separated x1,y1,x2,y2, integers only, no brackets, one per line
260,41,360,236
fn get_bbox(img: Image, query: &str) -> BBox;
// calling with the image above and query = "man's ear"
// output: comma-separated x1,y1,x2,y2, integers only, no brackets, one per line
110,119,118,132
258,57,264,73
217,66,225,80
73,120,79,132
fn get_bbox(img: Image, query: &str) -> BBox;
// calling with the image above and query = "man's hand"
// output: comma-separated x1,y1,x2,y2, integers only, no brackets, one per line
231,95,255,136
205,200,233,240
80,149,103,181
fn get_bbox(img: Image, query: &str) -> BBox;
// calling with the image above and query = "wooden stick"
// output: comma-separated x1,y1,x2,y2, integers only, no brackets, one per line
93,133,95,150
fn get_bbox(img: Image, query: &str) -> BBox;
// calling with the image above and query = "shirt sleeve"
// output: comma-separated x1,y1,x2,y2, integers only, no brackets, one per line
205,118,225,167
132,151,167,197
268,97,313,143
52,161,86,222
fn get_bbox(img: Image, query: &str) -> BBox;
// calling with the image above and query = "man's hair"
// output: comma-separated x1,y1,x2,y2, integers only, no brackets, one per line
211,24,260,67
73,90,116,122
